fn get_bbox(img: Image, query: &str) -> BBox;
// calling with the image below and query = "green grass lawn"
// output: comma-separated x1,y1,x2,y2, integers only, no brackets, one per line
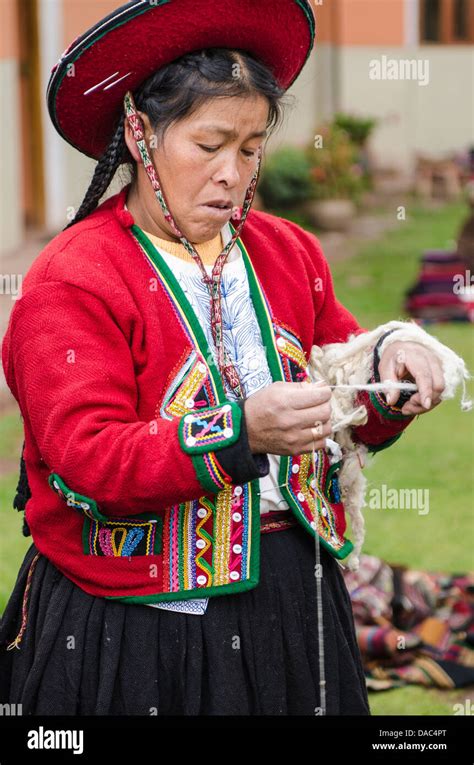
326,199,474,716
0,199,472,716
0,407,31,612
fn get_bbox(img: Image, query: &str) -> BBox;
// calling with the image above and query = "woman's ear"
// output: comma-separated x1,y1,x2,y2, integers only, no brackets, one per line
123,115,141,163
123,110,156,162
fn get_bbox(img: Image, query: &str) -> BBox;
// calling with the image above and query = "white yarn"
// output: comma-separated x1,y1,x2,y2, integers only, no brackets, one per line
329,382,418,392
307,320,473,571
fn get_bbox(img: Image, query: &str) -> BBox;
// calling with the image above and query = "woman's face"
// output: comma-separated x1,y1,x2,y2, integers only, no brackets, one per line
125,94,270,243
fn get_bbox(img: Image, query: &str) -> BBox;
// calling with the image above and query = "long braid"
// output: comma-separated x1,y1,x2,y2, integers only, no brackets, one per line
65,119,126,229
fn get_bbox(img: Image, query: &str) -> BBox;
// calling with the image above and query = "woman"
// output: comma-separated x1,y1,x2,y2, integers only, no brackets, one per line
0,0,466,716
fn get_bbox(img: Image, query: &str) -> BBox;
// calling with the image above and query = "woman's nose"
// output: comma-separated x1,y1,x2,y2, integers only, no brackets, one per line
212,154,241,187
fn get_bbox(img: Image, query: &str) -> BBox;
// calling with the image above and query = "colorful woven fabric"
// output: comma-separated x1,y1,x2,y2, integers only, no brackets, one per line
343,554,474,691
404,249,473,323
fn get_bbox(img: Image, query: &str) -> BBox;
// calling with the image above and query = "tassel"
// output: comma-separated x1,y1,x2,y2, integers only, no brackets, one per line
13,444,32,537
6,551,41,651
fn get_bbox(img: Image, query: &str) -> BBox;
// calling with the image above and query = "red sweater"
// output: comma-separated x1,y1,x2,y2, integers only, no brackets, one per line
2,187,414,603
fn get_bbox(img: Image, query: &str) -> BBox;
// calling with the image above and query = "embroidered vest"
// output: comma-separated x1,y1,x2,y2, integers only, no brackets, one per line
49,222,352,604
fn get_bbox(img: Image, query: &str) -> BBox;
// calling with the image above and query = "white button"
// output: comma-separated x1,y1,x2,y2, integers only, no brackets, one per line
222,404,231,412
196,539,206,549
310,479,316,488
223,428,233,438
297,492,305,502
232,512,242,522
198,363,207,373
197,575,207,585
234,486,243,496
292,464,300,473
186,436,197,447
81,502,90,510
53,480,59,490
232,544,242,554
184,414,194,423
276,337,285,348
197,508,207,518
322,507,327,516
230,571,240,581
310,520,317,529
185,398,195,408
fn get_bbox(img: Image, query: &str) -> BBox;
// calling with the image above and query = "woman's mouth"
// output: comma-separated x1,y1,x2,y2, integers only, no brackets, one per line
201,204,234,219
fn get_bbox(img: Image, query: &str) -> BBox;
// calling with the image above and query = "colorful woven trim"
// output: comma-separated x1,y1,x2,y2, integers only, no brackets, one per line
49,472,162,558
274,323,309,382
260,510,298,534
160,350,217,419
278,450,353,559
369,374,415,421
83,515,162,557
48,472,108,523
191,450,234,494
162,483,254,594
178,401,241,454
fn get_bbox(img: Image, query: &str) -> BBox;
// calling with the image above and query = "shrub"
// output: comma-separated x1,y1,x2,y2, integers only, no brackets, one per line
258,146,313,208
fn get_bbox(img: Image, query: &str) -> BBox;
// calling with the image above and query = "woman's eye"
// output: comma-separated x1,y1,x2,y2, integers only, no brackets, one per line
198,144,255,157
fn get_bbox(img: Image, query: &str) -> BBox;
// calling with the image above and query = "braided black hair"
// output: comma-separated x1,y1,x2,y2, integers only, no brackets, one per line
64,121,126,229
13,47,292,533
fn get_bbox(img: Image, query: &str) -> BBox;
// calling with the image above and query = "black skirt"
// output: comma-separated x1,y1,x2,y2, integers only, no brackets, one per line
0,523,370,716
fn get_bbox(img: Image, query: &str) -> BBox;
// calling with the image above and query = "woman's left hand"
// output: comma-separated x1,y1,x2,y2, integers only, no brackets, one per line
378,340,445,416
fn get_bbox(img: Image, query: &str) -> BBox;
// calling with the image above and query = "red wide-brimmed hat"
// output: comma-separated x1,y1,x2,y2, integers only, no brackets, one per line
47,0,316,160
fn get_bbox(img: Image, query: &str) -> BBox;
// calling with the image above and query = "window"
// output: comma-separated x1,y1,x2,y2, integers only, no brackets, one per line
420,0,474,43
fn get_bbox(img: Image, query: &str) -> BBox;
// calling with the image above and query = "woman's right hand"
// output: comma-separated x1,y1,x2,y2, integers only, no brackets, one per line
243,380,333,456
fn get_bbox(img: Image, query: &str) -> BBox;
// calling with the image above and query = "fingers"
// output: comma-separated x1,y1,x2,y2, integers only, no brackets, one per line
400,393,427,416
379,349,406,406
400,352,445,414
299,400,332,430
291,380,332,409
302,418,333,447
430,358,445,405
379,343,446,414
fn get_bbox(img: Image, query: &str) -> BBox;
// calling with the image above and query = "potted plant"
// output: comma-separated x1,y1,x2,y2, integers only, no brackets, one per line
333,113,377,148
303,123,365,231
333,112,377,193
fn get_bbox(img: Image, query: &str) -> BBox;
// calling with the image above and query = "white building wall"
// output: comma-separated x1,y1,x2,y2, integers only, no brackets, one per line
0,59,22,254
335,45,474,174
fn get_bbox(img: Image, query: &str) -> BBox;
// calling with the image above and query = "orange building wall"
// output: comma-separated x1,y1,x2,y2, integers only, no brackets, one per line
0,0,19,59
62,0,121,47
311,0,405,46
61,0,406,52
310,0,334,43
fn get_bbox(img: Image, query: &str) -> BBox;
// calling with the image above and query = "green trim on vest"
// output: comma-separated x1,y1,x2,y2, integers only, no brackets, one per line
369,391,414,421
48,472,109,523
